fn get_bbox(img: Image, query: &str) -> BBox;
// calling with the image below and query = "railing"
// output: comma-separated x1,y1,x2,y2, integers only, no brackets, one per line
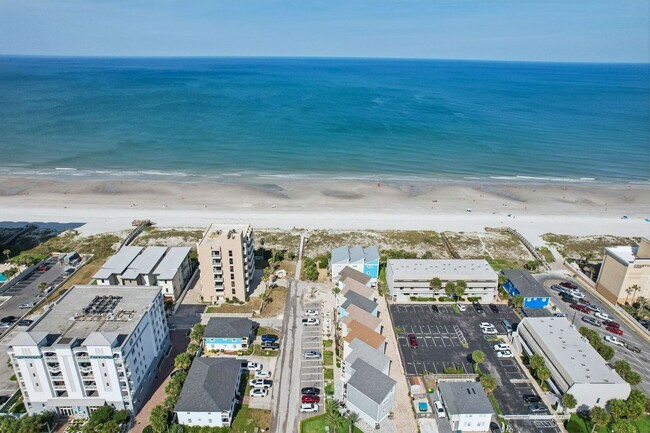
502,414,570,421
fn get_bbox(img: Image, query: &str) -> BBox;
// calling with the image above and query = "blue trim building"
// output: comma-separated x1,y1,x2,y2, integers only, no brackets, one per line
203,317,254,352
501,269,550,309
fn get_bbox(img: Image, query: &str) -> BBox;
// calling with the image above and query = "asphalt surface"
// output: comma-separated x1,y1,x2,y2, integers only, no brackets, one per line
390,302,560,433
537,274,650,397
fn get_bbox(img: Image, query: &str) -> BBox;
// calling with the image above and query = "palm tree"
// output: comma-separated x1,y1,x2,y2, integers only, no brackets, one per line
326,401,346,433
455,280,467,299
445,281,456,299
588,406,610,433
471,350,485,372
625,286,634,304
2,249,9,261
429,277,442,291
480,374,497,394
529,354,545,372
347,412,360,433
562,393,577,412
510,295,524,310
38,281,48,292
536,366,551,386
635,296,648,317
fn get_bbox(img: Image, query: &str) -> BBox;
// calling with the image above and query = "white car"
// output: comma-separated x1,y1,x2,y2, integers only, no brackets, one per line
494,343,509,351
595,312,610,321
553,312,567,318
249,379,272,388
569,290,585,299
250,388,268,397
305,309,319,316
304,350,321,359
604,335,625,347
433,400,446,418
246,362,263,371
457,303,467,312
255,370,272,378
496,350,513,358
302,318,320,326
482,327,498,335
300,403,319,413
479,322,495,330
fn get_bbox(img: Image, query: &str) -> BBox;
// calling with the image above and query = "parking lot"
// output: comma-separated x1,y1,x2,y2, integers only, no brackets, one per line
299,301,324,418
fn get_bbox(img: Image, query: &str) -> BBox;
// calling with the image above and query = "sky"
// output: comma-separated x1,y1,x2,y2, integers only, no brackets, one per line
0,0,648,62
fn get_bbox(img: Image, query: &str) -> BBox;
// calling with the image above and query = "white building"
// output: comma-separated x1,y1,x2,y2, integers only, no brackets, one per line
175,358,242,427
7,285,170,417
344,362,396,427
438,381,494,432
515,317,630,409
331,246,380,281
386,259,498,302
93,246,192,301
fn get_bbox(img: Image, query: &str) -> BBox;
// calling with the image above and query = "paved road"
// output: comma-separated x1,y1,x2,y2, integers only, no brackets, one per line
537,273,650,397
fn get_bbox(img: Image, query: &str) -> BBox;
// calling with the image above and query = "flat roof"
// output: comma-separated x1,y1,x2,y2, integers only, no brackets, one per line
387,259,497,279
12,285,161,344
93,246,143,280
121,246,167,279
520,317,627,385
502,269,548,298
200,223,251,244
439,381,494,415
153,247,191,280
605,246,638,265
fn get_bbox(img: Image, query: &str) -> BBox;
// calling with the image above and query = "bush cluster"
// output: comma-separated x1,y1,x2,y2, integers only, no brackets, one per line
301,258,319,281
578,327,615,361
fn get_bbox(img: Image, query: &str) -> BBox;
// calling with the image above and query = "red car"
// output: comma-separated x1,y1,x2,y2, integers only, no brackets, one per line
38,266,49,271
606,326,623,336
407,333,418,348
603,320,620,328
302,394,320,404
570,304,589,313
560,281,578,290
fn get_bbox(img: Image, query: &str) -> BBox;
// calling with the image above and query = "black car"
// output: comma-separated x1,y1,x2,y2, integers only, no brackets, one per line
1,316,17,324
560,295,575,304
301,387,320,395
430,305,439,313
473,302,484,313
522,394,542,403
488,304,499,313
17,319,33,327
261,341,280,350
489,422,502,433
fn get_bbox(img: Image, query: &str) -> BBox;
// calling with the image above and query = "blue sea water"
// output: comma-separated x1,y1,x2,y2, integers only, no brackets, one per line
0,57,648,183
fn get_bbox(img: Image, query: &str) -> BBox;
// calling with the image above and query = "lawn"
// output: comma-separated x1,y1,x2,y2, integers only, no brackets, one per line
249,345,280,357
325,382,334,396
564,414,650,433
206,297,263,314
231,404,271,433
259,286,287,317
301,414,363,433
324,368,334,380
257,326,280,338
323,350,334,366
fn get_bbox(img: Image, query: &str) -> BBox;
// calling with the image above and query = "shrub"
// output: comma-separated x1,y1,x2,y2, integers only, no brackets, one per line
443,366,464,374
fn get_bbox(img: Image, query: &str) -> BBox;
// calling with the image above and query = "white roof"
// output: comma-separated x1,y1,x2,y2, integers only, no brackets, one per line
520,317,627,386
93,246,143,280
387,259,497,279
122,246,167,279
153,247,191,280
605,246,638,265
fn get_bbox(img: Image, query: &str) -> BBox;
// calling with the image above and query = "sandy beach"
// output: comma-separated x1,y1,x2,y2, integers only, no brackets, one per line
1,176,648,243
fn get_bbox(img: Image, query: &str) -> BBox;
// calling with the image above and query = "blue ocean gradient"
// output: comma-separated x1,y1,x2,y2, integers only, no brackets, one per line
0,57,648,183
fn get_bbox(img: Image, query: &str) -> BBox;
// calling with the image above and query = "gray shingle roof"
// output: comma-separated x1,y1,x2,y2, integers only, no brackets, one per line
347,339,391,374
331,246,350,265
363,246,380,262
438,381,494,415
501,269,548,298
341,291,377,314
349,246,365,264
347,362,395,404
204,317,254,339
338,266,372,285
174,357,242,412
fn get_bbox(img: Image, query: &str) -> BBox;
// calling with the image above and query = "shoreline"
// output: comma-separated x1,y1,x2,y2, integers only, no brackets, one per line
1,175,649,242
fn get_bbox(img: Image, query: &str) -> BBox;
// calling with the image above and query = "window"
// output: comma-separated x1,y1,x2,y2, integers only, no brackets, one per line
230,273,235,279
231,281,235,288
229,258,234,265
229,250,233,257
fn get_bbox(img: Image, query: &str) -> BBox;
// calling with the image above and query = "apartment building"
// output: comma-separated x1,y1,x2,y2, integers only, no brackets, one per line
7,285,170,417
197,224,255,303
596,238,650,304
501,269,550,309
331,246,380,281
93,246,192,301
438,381,494,432
386,259,498,302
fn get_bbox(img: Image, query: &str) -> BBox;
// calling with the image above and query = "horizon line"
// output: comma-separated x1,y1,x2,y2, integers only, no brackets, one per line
0,54,648,66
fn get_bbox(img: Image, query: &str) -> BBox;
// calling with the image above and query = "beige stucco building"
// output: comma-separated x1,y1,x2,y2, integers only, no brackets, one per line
197,224,255,303
595,238,650,304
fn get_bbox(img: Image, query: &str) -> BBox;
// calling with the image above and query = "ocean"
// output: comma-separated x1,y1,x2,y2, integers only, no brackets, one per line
0,57,648,184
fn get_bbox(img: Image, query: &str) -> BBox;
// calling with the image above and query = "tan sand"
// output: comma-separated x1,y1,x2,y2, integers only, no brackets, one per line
0,176,649,243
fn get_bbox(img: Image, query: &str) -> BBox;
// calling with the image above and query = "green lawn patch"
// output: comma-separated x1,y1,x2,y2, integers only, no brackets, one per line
564,414,607,433
231,404,271,433
324,368,334,380
325,382,334,396
300,414,363,433
323,350,334,366
486,258,522,272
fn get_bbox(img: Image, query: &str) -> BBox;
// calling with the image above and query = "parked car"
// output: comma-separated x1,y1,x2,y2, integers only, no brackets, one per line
407,333,418,348
473,302,484,313
300,403,319,413
550,284,564,292
522,394,542,403
301,387,320,395
604,335,624,347
528,404,548,413
261,334,278,342
430,305,439,313
304,309,319,317
456,303,466,312
624,343,641,353
606,326,623,336
496,350,513,358
250,388,268,398
261,341,280,350
249,379,273,388
586,304,601,313
578,298,590,305
433,401,446,418
482,327,498,335
302,394,320,404
569,289,585,299
17,319,33,327
489,422,502,433
553,312,566,318
246,362,263,371
489,304,499,313
479,322,494,330
570,304,587,313
560,281,578,290
594,312,610,321
603,320,620,328
0,323,12,329
1,316,17,324
19,302,36,309
304,350,321,359
302,318,320,326
37,265,49,271
494,343,509,351
582,316,601,327
255,370,272,378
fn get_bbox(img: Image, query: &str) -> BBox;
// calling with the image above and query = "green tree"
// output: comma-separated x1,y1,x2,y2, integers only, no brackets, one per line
510,295,524,309
625,371,641,385
166,424,186,433
444,281,457,298
187,343,199,355
609,419,636,433
529,354,545,372
190,324,205,342
562,393,577,412
149,405,170,433
614,360,631,377
165,379,182,398
163,395,178,411
429,277,442,291
472,350,485,367
2,249,10,261
635,296,648,317
630,284,641,302
347,412,360,433
597,344,615,361
3,267,18,278
174,352,192,370
625,286,634,304
536,366,551,386
454,280,467,299
38,281,48,292
326,400,347,433
609,399,628,421
589,406,610,433
480,374,497,394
